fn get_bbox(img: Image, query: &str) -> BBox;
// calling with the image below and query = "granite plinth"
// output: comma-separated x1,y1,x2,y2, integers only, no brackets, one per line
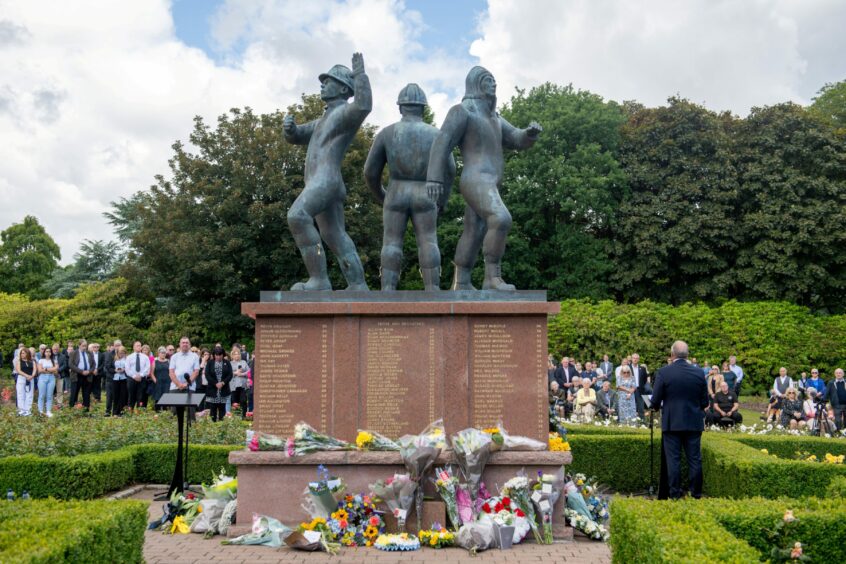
229,449,573,539
244,294,559,443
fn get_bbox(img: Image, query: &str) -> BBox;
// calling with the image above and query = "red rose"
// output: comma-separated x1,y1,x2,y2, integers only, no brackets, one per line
515,508,525,517
502,497,511,508
482,503,492,513
494,502,503,513
186,493,195,500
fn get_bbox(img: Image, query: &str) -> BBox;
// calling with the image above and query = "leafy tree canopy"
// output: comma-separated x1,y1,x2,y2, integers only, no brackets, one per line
0,215,61,298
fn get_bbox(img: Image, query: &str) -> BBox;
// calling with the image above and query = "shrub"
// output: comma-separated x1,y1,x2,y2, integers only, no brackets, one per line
826,475,846,499
568,434,660,493
0,499,147,563
133,443,237,484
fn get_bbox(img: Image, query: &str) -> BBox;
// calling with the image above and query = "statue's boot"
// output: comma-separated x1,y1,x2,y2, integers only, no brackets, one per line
482,260,516,291
291,244,332,291
451,263,476,291
340,252,370,291
381,268,400,291
421,267,441,292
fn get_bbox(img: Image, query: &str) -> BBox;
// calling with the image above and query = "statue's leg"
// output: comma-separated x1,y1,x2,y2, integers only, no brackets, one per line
286,188,331,290
316,199,369,291
381,188,408,291
468,184,515,291
410,190,441,291
451,203,485,291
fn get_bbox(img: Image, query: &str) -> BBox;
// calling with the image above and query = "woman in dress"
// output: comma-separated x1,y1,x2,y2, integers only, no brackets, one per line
780,387,805,430
36,347,58,417
205,346,232,421
15,348,37,416
152,347,171,411
229,347,249,417
616,365,637,423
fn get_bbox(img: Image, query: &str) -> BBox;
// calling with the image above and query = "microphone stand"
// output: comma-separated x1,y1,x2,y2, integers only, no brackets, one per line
643,396,655,496
185,376,192,492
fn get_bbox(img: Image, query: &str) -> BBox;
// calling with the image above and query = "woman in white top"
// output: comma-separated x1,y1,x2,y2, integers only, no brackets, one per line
36,347,59,417
112,346,128,416
229,348,249,418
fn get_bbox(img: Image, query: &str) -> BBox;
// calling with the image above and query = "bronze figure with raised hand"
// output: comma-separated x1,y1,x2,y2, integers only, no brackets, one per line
426,66,541,291
364,83,456,291
283,52,372,291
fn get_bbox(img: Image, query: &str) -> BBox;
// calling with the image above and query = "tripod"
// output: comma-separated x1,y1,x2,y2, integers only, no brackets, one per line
811,399,835,437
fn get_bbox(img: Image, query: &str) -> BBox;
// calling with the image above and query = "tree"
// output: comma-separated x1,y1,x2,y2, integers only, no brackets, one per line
123,99,381,342
610,98,739,303
0,215,61,297
496,83,627,298
732,102,846,310
42,239,124,298
809,79,846,135
104,192,152,244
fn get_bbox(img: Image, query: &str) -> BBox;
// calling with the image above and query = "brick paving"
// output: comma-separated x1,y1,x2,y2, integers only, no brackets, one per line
134,489,611,564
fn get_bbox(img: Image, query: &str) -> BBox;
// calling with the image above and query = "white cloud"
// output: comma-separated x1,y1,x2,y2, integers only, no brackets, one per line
0,0,843,264
471,0,846,113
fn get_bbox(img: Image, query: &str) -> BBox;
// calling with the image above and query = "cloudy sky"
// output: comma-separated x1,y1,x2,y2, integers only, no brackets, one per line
1,0,844,262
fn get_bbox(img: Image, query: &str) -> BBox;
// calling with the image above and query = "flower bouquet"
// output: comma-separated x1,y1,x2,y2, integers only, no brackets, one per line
191,470,239,535
532,467,565,544
548,432,571,451
456,520,497,553
370,473,416,531
480,496,531,544
398,419,446,531
501,473,542,543
419,525,455,549
222,514,292,547
431,466,461,531
286,422,352,456
149,490,202,533
303,465,346,518
247,431,286,452
329,493,385,547
575,474,609,524
356,429,400,451
485,421,547,451
286,517,340,554
373,533,421,551
451,428,492,518
562,507,609,541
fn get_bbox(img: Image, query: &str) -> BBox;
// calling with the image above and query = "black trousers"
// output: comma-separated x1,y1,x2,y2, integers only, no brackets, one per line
69,380,80,406
92,372,102,401
80,378,93,410
662,430,703,499
112,380,128,416
707,411,742,426
209,401,226,421
127,379,149,409
104,378,114,414
834,406,846,430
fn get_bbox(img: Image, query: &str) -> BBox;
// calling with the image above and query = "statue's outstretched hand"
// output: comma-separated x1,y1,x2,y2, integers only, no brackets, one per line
426,181,443,205
283,114,296,135
526,121,543,138
352,52,365,75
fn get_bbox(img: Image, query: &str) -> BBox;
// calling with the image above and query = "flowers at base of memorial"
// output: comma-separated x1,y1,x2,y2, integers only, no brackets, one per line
531,468,565,544
563,507,610,541
287,422,352,456
304,465,346,517
418,525,455,549
452,428,493,518
149,490,202,533
482,427,504,450
292,517,340,554
563,474,609,542
369,473,415,530
330,493,385,547
201,469,238,501
356,429,400,451
398,419,445,531
373,532,421,551
548,432,570,451
501,473,542,544
431,466,461,531
479,496,531,544
483,421,548,451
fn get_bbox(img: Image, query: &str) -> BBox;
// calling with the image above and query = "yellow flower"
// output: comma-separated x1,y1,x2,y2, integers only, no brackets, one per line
824,453,844,464
365,525,379,538
331,509,349,521
356,431,373,449
431,428,443,437
430,535,438,546
170,515,190,534
761,449,768,455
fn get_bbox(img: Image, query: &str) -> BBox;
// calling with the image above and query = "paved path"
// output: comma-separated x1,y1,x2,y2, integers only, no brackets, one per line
135,490,611,564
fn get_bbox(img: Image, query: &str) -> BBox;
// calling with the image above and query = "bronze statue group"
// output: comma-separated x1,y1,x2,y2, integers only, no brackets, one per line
284,53,542,292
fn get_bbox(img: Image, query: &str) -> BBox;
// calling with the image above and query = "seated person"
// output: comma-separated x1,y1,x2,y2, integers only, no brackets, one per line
596,381,618,419
779,387,805,430
574,378,597,422
708,381,742,426
566,376,582,417
549,380,566,419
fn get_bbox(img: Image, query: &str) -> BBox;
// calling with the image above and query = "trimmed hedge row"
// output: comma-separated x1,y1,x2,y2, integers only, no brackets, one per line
568,434,660,493
610,497,846,563
0,444,236,500
0,499,147,563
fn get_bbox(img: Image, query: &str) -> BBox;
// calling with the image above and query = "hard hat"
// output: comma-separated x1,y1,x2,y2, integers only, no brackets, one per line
319,64,355,94
396,83,427,106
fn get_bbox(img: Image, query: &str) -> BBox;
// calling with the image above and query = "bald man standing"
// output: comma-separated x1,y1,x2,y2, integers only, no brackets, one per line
649,340,709,499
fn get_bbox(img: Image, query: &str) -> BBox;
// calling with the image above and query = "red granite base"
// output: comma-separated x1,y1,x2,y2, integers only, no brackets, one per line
229,449,573,540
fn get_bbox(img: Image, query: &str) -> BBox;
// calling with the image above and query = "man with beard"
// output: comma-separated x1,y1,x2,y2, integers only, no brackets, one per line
426,66,541,290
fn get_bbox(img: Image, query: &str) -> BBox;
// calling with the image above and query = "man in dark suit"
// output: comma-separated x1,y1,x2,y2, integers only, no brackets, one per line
104,340,120,416
650,340,709,499
553,356,578,393
69,340,95,410
827,368,846,430
90,343,106,403
596,381,618,419
599,355,614,385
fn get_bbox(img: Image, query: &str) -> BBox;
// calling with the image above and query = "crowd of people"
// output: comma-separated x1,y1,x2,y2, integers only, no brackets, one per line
9,337,253,421
547,352,846,433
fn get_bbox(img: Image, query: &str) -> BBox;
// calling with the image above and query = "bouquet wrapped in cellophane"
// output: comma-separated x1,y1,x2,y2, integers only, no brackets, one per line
356,429,400,451
286,517,340,555
431,466,461,531
302,465,346,519
483,420,547,452
451,428,492,519
286,422,352,456
398,419,446,531
531,466,565,544
370,473,416,531
501,471,542,544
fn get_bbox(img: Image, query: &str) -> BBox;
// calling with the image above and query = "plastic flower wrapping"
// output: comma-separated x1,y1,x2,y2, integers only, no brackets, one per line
431,466,461,531
451,428,492,519
531,467,565,544
287,422,352,456
482,421,547,451
369,473,415,530
373,533,421,551
356,429,400,451
563,474,609,542
563,508,609,541
288,517,341,554
201,469,238,501
222,514,293,548
501,472,542,543
479,496,531,544
302,465,346,518
398,419,445,531
418,525,455,549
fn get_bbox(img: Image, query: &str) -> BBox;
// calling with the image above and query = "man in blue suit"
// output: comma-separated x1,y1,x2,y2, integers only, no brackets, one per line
650,340,709,499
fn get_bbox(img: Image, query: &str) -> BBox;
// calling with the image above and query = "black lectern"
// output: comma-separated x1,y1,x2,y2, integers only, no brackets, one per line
156,391,205,498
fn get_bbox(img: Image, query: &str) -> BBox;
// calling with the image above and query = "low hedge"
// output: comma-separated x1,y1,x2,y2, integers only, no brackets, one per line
611,497,846,563
729,434,846,459
0,444,237,500
0,499,147,563
568,434,660,493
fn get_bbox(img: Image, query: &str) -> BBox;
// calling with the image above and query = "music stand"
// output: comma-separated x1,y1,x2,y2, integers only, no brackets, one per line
155,391,204,500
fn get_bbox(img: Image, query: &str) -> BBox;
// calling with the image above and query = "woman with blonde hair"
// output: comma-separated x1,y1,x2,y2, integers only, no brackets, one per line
229,347,249,417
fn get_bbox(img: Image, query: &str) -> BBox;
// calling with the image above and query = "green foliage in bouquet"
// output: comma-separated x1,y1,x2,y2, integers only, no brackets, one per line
0,499,147,563
611,497,846,563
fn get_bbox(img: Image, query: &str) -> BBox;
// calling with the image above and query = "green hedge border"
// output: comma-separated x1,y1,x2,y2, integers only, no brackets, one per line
610,497,846,563
0,499,148,563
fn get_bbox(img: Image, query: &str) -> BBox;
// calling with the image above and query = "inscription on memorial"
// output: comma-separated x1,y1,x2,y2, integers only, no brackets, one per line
470,322,517,428
254,317,331,437
361,319,439,438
